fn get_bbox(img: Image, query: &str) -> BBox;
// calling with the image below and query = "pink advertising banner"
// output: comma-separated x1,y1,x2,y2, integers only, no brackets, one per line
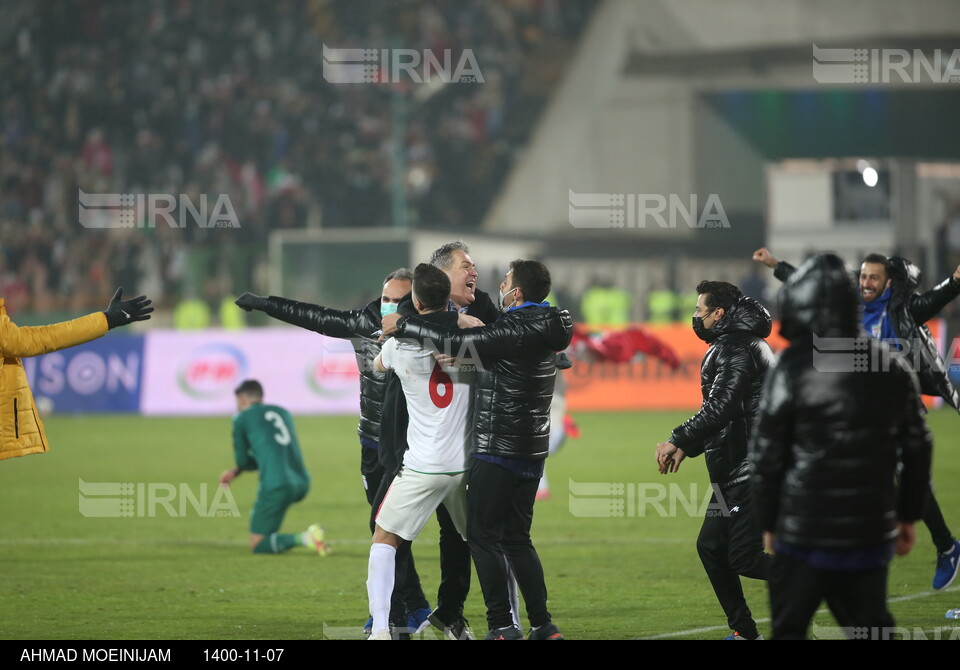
141,329,362,416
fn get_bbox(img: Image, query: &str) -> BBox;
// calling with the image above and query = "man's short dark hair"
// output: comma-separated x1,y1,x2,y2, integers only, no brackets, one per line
429,241,470,272
695,280,742,312
509,260,551,304
412,263,451,312
861,253,891,277
383,267,413,284
234,379,264,399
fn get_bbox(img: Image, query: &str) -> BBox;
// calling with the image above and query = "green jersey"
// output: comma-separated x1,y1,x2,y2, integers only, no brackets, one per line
232,404,309,493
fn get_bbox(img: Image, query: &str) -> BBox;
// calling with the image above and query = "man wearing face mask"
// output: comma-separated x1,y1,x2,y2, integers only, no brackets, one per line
655,281,776,640
754,247,960,591
235,268,437,633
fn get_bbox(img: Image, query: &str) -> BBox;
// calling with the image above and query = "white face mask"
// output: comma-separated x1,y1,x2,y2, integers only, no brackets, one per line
498,286,519,312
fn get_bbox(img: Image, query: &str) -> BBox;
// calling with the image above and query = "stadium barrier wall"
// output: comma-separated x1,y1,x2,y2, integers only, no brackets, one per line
24,322,949,415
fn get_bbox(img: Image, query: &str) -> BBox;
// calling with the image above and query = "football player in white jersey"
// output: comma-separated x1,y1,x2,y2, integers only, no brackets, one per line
366,263,476,640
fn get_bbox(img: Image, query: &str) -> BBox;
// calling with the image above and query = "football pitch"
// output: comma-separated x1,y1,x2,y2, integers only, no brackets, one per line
1,410,959,641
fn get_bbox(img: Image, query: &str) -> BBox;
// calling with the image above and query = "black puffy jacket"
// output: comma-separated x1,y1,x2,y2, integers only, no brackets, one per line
774,257,960,410
259,297,385,442
397,305,574,459
752,254,932,549
669,296,776,488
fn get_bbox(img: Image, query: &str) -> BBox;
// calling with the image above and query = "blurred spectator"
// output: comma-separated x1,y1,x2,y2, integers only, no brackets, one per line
581,278,632,330
0,0,595,316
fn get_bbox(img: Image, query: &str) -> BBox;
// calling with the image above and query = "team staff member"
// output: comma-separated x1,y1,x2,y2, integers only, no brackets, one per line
656,282,775,640
220,380,329,556
751,254,931,639
754,247,960,590
1,288,152,462
384,259,573,640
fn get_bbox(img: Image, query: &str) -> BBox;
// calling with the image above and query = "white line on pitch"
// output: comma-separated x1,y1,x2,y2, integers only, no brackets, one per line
637,585,960,639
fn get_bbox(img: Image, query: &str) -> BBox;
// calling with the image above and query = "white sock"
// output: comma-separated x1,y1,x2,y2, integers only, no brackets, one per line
367,543,397,633
299,531,310,547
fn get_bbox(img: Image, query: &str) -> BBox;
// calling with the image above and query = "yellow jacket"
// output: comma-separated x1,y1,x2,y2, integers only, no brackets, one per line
0,298,109,461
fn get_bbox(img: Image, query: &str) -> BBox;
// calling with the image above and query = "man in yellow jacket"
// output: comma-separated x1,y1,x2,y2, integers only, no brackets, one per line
0,288,153,461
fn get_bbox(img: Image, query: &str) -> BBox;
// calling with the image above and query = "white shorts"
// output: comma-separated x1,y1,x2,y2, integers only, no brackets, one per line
375,468,467,542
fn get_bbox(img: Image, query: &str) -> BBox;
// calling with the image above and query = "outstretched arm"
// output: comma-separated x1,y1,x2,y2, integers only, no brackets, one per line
394,310,574,360
907,267,960,324
236,293,369,339
0,288,151,358
753,247,797,284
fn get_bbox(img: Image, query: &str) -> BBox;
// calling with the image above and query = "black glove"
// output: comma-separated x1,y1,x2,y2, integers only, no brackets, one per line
103,288,153,329
235,292,267,312
555,352,573,370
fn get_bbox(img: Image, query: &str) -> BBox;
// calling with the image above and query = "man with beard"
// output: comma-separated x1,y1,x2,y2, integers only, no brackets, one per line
754,247,960,591
750,254,931,639
655,281,775,640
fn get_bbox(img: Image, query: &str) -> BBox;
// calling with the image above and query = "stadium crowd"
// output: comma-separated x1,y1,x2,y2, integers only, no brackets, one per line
0,0,593,316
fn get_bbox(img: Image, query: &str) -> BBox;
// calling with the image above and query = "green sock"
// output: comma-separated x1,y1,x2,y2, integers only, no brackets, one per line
253,533,300,554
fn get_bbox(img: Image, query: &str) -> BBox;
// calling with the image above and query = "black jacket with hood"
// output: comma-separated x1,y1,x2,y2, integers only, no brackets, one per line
669,296,776,488
752,254,931,549
773,257,960,411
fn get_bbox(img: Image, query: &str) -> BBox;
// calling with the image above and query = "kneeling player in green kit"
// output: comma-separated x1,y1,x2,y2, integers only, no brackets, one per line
219,379,330,556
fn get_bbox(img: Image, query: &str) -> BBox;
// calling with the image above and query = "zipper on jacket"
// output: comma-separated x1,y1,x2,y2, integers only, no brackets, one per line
14,397,18,439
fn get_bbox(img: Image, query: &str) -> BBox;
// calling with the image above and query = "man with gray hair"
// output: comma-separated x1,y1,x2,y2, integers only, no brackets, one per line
426,241,501,323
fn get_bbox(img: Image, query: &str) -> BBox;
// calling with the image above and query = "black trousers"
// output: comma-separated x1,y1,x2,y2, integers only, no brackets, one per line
435,502,472,620
467,458,550,630
924,481,954,553
361,445,383,508
696,481,772,638
770,551,894,640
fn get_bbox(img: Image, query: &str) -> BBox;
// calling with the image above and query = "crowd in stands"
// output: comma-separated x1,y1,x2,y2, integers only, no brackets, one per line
0,0,593,316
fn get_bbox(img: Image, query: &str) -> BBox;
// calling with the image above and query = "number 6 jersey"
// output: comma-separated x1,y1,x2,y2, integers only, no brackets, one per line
378,337,475,474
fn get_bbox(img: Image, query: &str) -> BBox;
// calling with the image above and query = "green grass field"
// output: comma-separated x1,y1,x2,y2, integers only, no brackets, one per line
1,409,959,640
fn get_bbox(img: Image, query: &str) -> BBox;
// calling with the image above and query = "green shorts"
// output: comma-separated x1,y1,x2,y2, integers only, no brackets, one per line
249,483,309,535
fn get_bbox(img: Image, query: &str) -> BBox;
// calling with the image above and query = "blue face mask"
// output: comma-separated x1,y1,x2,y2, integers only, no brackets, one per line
381,302,399,318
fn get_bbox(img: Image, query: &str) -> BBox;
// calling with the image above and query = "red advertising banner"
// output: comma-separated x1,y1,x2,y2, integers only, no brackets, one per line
565,321,945,411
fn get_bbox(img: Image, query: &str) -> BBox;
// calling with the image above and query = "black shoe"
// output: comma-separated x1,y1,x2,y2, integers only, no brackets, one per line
428,608,475,640
528,623,564,640
483,625,524,640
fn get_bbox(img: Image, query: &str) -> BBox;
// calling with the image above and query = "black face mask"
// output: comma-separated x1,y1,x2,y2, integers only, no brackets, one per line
692,316,718,343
